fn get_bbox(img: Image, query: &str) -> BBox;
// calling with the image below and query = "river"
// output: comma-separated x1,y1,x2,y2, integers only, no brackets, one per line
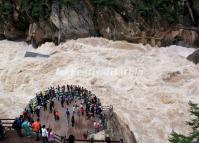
0,38,199,143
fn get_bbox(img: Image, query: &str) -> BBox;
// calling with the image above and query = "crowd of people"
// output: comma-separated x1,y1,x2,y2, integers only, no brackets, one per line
12,113,55,143
11,84,108,142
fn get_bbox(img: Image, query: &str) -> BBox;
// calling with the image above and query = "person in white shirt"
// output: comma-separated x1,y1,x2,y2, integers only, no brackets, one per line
41,125,48,143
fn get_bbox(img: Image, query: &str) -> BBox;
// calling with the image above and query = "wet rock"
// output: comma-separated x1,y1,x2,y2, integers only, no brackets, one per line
187,50,199,64
107,112,137,143
4,24,24,40
95,7,140,42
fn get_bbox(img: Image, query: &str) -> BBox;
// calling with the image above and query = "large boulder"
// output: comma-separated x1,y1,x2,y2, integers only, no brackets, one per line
162,29,199,47
187,50,199,64
3,23,25,40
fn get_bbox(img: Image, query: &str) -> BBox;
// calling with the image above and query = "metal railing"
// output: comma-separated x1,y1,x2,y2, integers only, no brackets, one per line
55,134,122,143
0,119,15,130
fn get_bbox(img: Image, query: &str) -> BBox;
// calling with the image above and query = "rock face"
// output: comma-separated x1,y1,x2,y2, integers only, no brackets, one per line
0,0,199,47
26,0,96,46
107,112,137,143
187,50,199,64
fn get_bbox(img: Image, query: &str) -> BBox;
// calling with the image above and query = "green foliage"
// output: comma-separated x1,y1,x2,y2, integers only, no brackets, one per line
20,0,51,21
169,101,199,143
62,0,73,5
136,0,195,25
193,0,199,15
136,0,176,23
92,0,120,7
169,132,191,143
0,0,13,22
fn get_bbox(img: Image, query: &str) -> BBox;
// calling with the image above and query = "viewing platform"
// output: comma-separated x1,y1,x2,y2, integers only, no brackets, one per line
0,85,122,143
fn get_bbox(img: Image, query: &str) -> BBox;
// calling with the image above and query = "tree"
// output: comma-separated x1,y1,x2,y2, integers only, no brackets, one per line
0,0,13,22
169,102,199,143
20,0,51,21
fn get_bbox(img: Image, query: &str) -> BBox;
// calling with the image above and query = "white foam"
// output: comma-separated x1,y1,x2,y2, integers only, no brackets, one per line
0,38,198,143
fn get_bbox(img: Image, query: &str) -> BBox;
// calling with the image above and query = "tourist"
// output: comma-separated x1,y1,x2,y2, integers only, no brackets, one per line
62,85,65,93
96,106,102,115
29,103,33,114
72,105,75,115
21,119,31,137
65,96,69,105
80,106,84,116
95,122,100,132
43,102,47,111
0,120,5,141
36,94,42,105
52,87,55,98
61,96,64,108
93,121,96,130
32,119,41,140
41,125,48,143
56,87,59,99
35,106,41,118
77,106,80,117
66,108,70,115
66,108,70,125
71,115,75,127
54,110,60,121
48,128,55,143
49,100,54,113
13,116,23,136
48,87,52,98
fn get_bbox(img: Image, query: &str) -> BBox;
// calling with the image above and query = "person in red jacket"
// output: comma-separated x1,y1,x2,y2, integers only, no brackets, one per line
32,119,41,140
80,107,84,116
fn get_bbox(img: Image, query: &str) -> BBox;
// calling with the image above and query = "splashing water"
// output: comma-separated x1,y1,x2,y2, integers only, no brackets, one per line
0,38,199,143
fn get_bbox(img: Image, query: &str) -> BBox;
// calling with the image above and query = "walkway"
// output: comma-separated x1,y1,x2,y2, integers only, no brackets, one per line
34,98,95,139
0,84,115,142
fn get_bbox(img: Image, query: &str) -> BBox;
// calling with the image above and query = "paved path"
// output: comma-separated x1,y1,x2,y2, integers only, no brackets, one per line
34,98,95,139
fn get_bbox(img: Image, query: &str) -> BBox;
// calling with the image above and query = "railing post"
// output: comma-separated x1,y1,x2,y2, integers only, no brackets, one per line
90,137,94,143
120,138,123,143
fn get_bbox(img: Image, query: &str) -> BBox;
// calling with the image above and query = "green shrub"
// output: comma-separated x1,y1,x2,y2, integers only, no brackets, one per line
62,0,73,5
169,102,199,143
92,0,120,7
0,1,13,22
20,0,51,21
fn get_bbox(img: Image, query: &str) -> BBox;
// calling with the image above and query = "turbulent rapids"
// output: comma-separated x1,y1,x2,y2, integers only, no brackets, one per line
0,38,199,143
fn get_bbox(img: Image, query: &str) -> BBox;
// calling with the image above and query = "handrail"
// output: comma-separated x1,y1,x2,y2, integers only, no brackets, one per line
54,134,62,143
63,139,121,142
0,119,15,120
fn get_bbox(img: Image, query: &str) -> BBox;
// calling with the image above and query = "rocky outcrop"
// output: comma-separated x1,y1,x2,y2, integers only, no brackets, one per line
187,50,199,64
0,0,199,47
107,112,137,143
3,24,25,40
26,0,96,46
95,7,140,42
